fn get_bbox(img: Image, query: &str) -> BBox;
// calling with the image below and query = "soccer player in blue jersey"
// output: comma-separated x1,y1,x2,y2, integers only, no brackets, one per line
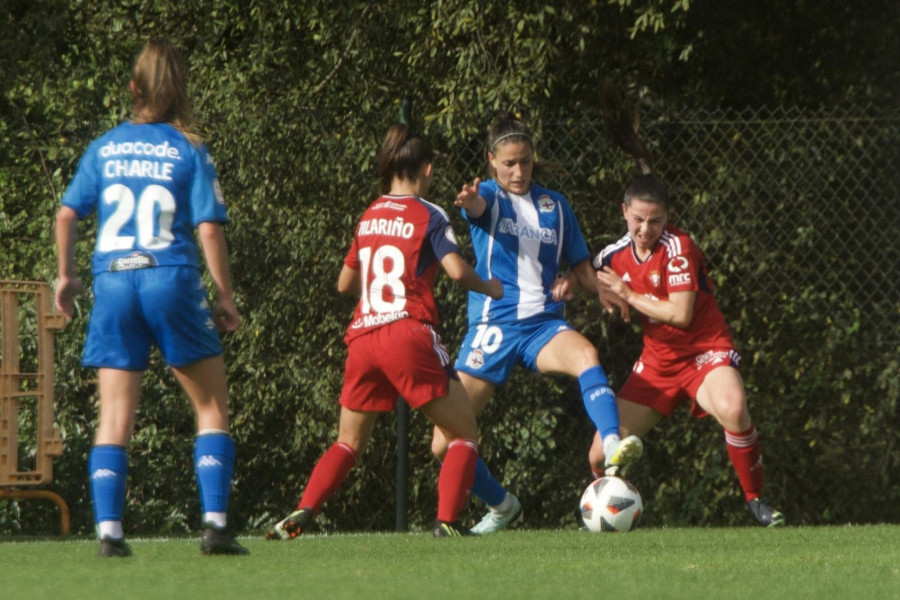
431,115,643,534
55,39,247,557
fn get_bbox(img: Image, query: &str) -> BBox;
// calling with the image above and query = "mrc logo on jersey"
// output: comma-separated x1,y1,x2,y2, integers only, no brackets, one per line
667,256,692,286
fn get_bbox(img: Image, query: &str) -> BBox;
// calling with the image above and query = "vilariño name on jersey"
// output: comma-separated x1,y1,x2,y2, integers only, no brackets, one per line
594,224,733,361
463,179,590,325
344,195,461,343
62,122,227,274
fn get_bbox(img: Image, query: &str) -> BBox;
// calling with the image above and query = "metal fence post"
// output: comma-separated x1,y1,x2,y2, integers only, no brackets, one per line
395,96,412,532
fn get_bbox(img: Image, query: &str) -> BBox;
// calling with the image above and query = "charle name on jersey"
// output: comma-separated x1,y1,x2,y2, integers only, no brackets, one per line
100,139,182,182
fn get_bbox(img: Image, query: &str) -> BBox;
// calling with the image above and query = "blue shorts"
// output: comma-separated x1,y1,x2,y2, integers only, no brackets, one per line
82,266,222,370
454,315,573,386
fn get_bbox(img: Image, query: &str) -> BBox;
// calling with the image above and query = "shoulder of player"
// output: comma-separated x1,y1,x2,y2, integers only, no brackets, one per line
593,232,632,268
659,225,699,258
413,196,452,222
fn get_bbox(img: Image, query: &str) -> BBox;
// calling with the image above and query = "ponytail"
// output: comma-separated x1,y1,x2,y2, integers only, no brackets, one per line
377,123,434,194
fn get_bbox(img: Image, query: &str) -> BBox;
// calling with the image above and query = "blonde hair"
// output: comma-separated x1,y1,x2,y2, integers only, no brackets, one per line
130,38,200,145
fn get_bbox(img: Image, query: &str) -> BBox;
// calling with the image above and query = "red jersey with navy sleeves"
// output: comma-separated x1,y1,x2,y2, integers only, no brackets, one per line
593,224,733,362
343,195,461,344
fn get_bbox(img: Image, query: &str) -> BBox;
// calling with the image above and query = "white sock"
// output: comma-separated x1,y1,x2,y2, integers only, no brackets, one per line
204,512,227,528
603,434,621,459
98,520,123,540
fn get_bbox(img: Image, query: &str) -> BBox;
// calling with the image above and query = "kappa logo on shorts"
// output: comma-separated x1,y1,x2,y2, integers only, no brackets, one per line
206,317,215,330
465,349,485,370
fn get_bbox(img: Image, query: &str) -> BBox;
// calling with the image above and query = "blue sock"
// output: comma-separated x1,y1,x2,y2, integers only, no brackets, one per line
194,433,235,515
579,366,619,439
469,457,507,507
89,445,128,527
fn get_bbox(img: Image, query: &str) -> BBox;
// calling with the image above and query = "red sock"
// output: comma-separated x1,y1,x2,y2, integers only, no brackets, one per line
724,425,764,502
437,439,478,523
298,442,357,512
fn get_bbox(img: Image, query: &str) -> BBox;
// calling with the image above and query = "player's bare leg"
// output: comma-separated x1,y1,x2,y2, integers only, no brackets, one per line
699,366,783,526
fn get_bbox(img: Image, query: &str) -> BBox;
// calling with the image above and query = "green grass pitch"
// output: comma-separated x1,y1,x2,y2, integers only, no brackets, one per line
3,525,898,599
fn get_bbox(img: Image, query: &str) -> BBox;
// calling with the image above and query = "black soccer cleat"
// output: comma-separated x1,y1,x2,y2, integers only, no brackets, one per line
432,520,472,538
747,498,786,527
98,536,132,558
201,524,250,555
265,508,315,541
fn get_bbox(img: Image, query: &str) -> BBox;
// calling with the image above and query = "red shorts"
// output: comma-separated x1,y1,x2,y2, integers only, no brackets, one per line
339,319,454,412
618,348,741,418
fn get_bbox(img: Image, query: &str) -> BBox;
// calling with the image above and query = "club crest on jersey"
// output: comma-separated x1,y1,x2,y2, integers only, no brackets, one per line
465,349,485,370
538,195,555,213
649,270,661,287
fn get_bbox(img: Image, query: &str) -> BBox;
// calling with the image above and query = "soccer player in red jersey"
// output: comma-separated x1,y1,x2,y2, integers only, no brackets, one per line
265,123,502,539
587,171,785,527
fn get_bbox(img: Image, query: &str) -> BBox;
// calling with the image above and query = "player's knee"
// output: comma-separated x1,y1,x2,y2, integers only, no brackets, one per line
431,435,449,460
714,394,749,430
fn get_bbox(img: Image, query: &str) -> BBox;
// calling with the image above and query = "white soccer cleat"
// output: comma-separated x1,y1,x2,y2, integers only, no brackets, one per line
469,493,523,535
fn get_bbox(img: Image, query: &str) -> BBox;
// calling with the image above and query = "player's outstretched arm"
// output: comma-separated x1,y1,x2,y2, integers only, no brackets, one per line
198,221,240,332
454,177,487,219
440,252,503,299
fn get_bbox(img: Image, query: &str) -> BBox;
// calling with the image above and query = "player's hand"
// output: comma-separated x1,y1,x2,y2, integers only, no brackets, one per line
214,296,241,332
596,267,632,299
484,278,504,300
455,178,483,210
596,268,632,322
54,276,83,319
552,273,575,302
598,288,631,323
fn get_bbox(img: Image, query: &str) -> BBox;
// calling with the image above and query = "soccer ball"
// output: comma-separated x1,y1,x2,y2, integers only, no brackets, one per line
579,476,643,533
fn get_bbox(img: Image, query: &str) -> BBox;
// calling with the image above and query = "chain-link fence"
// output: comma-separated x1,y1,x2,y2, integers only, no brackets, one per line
400,105,900,529
450,105,899,349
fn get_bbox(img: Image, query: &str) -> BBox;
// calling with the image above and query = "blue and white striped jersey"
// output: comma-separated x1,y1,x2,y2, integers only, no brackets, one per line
62,122,227,274
461,179,590,325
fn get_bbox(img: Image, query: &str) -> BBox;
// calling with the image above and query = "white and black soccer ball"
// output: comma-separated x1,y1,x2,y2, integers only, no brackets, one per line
580,476,643,533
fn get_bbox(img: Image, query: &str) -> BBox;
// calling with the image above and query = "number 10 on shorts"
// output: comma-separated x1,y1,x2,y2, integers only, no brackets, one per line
471,324,503,353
